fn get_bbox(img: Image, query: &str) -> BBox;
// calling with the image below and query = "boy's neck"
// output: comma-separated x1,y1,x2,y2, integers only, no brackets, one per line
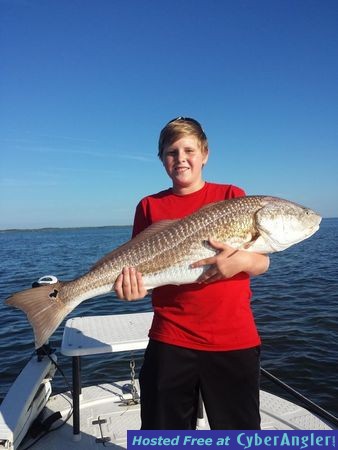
172,180,206,196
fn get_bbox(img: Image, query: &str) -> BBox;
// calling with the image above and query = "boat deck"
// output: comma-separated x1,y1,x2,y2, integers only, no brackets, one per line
20,380,332,449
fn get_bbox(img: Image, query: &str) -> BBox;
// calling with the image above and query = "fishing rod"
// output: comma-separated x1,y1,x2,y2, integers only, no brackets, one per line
261,367,338,429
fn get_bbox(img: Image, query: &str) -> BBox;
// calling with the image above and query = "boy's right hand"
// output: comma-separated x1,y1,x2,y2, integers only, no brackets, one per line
114,267,148,301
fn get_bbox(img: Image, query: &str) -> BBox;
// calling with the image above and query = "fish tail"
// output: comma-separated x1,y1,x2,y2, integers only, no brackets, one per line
6,281,70,349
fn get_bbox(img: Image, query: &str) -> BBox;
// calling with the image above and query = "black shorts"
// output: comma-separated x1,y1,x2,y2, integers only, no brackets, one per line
139,340,261,430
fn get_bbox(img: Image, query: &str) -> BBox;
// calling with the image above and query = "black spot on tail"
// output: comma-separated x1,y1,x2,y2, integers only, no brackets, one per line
49,289,58,299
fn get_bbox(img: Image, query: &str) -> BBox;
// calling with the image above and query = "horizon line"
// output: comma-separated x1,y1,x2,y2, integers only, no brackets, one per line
1,216,337,233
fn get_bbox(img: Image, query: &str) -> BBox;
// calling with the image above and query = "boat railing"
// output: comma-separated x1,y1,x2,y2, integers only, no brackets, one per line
261,367,338,429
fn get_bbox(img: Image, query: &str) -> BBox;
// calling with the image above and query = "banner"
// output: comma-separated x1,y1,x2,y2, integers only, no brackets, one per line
128,430,337,450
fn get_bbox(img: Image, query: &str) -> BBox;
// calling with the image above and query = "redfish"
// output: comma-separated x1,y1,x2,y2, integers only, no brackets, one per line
6,196,321,348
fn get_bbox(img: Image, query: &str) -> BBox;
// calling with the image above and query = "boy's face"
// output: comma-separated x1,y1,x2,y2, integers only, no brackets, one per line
162,136,208,192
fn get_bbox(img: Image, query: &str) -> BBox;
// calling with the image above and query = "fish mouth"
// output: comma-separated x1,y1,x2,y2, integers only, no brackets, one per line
308,219,321,237
309,213,322,233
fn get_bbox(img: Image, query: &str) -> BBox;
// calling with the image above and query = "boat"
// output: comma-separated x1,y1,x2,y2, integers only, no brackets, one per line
1,281,337,449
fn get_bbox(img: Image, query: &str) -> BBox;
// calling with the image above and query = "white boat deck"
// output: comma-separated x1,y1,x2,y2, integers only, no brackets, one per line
19,382,332,449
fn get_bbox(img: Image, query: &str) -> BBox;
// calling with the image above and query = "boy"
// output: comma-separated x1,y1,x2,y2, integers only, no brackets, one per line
114,117,269,429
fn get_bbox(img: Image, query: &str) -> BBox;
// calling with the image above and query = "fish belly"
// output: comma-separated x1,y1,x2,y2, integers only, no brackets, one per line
142,246,214,290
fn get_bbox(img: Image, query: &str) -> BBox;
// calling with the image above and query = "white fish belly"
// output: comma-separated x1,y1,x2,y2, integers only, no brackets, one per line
142,247,214,290
141,235,275,290
143,264,207,289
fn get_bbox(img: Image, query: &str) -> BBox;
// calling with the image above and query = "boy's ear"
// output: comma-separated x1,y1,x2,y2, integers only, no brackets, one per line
202,148,209,166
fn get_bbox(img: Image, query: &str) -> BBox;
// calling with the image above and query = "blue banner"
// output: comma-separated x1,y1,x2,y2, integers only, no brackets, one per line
127,430,337,449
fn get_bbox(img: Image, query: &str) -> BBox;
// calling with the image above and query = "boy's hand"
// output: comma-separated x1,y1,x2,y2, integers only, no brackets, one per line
114,267,148,301
190,239,269,284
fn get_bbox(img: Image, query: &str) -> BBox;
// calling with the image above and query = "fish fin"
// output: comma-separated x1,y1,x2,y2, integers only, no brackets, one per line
197,201,219,212
91,219,178,270
238,234,272,253
6,282,70,348
240,234,260,250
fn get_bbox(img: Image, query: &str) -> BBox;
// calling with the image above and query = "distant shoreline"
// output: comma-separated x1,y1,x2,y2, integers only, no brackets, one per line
0,225,133,233
1,218,337,233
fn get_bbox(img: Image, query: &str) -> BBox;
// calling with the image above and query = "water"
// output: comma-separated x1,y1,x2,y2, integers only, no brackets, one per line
0,221,337,419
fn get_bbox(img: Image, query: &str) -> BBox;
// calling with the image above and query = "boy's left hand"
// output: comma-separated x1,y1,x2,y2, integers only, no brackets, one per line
190,238,269,283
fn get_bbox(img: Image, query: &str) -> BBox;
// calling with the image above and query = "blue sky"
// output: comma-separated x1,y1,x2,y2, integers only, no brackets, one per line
1,0,337,229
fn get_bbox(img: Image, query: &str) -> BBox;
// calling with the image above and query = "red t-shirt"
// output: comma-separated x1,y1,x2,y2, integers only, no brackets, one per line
132,182,261,351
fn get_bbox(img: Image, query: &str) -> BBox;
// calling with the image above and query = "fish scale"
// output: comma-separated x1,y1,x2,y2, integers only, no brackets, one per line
6,195,321,348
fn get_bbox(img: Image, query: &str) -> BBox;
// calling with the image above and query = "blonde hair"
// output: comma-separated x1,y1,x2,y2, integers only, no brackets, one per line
158,117,208,160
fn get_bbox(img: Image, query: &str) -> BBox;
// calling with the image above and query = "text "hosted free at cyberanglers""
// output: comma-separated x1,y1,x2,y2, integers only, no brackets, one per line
128,431,337,449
